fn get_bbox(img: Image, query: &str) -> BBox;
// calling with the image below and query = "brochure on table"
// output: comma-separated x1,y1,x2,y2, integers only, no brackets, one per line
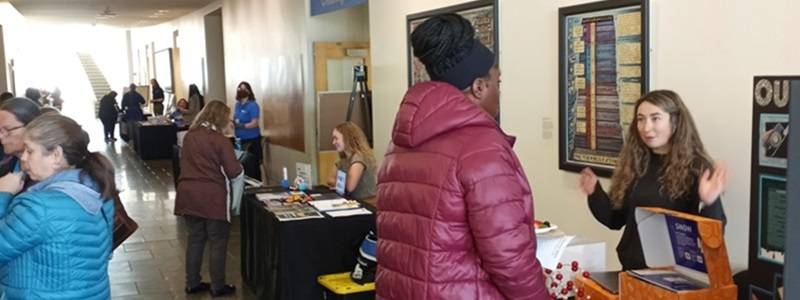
254,191,372,221
632,207,712,291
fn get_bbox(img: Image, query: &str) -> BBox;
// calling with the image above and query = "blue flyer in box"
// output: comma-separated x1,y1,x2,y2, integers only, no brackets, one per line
665,215,707,273
628,269,709,292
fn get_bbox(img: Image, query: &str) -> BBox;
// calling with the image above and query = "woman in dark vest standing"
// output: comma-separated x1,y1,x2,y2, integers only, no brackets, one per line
151,79,165,116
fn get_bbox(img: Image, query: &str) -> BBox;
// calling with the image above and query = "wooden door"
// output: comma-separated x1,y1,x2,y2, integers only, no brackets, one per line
314,42,370,185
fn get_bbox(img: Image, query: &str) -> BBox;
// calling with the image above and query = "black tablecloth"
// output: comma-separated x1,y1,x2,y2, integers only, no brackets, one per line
133,122,177,160
240,189,375,300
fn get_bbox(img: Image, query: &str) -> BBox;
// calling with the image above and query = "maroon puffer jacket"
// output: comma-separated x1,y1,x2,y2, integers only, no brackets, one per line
376,82,548,299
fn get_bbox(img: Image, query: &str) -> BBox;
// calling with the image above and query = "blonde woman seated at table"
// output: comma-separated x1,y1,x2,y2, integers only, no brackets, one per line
326,122,376,200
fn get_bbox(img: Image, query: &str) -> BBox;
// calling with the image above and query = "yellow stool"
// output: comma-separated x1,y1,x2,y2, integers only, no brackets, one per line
317,272,375,300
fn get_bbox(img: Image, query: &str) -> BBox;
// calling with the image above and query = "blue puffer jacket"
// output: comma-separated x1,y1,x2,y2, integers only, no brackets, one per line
0,170,114,300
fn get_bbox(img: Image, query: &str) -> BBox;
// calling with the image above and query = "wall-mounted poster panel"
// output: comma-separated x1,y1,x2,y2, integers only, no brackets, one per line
748,76,798,299
558,0,649,177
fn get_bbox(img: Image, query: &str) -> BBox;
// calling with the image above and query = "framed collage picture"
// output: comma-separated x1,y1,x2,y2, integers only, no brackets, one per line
558,0,649,176
406,0,497,87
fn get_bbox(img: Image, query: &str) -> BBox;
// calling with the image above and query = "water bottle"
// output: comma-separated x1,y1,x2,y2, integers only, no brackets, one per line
280,166,289,189
234,138,242,151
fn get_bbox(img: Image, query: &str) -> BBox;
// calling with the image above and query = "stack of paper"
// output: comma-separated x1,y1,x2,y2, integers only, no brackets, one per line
272,206,325,222
326,208,372,217
310,199,359,211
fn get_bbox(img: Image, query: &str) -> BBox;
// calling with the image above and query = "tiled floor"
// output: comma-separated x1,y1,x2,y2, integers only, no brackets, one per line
101,139,256,299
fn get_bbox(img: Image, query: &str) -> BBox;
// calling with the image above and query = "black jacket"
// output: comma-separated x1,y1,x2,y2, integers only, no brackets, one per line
588,154,726,270
98,94,119,121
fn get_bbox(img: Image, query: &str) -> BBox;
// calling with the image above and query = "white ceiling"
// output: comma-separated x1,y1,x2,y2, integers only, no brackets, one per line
8,0,218,28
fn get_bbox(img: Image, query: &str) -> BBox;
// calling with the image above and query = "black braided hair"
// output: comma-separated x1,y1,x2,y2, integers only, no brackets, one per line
411,13,476,80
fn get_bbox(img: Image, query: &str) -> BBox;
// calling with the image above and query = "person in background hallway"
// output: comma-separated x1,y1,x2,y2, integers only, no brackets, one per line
24,88,41,106
0,98,41,179
39,89,51,106
179,84,204,124
0,114,116,299
151,79,165,116
233,81,262,181
326,122,376,200
122,84,145,122
170,98,189,129
99,91,120,142
0,92,13,103
51,87,64,110
578,90,727,271
175,100,241,297
376,14,548,299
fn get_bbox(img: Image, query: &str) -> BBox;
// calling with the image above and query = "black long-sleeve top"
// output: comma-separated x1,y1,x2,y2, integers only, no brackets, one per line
152,86,164,101
588,154,726,270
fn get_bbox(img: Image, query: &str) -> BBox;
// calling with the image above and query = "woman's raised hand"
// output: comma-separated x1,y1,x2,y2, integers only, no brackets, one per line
698,163,728,206
579,167,598,196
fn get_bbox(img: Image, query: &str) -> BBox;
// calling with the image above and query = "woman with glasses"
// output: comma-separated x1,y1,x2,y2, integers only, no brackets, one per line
0,97,41,178
0,114,117,299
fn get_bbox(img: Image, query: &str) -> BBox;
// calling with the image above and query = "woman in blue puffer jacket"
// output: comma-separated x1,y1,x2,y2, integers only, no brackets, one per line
0,114,117,299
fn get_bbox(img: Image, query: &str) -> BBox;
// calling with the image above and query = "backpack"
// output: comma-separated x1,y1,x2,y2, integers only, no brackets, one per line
351,230,377,284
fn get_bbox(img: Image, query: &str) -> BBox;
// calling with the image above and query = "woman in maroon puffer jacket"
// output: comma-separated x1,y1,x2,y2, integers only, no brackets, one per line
376,13,548,300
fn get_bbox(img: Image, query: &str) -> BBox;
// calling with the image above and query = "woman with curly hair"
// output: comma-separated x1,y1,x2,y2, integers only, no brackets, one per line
327,122,376,200
578,89,728,270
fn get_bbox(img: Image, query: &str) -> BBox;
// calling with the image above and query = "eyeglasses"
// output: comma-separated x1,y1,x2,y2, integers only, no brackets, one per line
0,125,24,137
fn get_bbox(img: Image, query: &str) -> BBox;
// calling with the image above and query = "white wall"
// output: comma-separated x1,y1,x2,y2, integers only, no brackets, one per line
0,25,7,92
369,0,800,271
0,2,23,93
203,12,225,101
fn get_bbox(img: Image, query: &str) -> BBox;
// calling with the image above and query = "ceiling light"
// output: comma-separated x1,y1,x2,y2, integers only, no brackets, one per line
97,6,117,19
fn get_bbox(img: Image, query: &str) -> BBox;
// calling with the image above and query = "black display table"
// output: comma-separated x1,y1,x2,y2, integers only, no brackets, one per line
240,187,375,300
133,122,177,160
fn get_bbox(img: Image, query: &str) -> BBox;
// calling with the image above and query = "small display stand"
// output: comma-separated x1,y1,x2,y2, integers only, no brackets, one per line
318,272,375,300
618,207,736,299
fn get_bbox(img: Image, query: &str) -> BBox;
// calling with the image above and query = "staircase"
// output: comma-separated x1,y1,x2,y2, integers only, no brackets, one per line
77,52,111,117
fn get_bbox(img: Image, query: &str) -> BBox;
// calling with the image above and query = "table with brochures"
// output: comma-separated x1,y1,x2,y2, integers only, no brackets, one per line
240,186,375,300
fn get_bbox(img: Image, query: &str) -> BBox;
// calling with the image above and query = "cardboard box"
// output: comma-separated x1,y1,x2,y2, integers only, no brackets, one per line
618,207,736,300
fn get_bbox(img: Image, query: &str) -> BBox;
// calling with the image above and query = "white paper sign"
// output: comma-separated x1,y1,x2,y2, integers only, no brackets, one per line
536,235,576,270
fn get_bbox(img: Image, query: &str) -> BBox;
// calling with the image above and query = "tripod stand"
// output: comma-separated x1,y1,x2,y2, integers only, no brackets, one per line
346,64,373,146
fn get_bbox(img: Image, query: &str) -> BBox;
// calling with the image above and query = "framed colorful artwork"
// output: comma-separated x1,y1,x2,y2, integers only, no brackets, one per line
406,0,497,87
558,0,649,176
